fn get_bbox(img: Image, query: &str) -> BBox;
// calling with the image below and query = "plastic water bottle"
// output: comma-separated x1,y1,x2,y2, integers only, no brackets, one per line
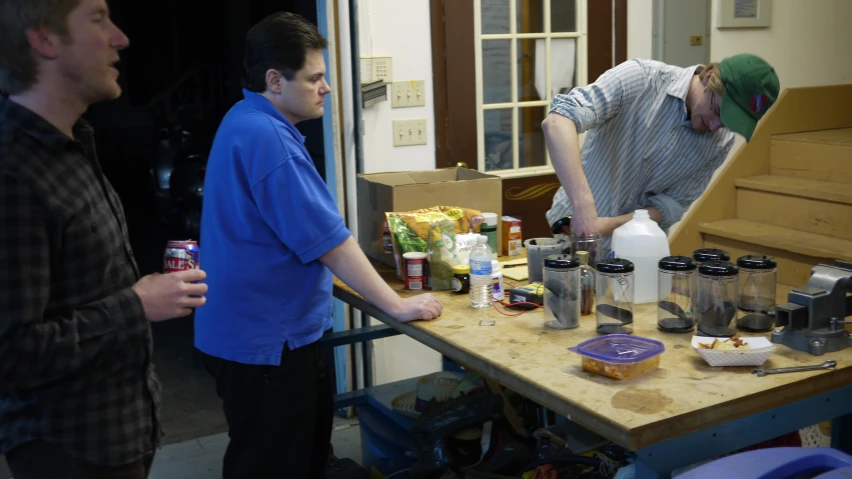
469,235,493,308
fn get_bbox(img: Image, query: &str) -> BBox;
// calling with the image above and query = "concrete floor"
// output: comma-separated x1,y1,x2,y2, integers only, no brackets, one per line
0,314,364,479
146,417,361,479
0,417,362,479
149,316,229,444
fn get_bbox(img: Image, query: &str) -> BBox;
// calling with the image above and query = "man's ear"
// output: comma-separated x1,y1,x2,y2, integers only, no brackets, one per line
700,70,712,86
265,69,283,94
25,27,60,60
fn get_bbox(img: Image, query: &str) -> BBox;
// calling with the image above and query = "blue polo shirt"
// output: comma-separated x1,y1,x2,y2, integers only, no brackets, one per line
194,89,351,366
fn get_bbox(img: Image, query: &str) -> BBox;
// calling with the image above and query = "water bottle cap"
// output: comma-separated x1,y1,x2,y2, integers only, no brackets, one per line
477,235,488,243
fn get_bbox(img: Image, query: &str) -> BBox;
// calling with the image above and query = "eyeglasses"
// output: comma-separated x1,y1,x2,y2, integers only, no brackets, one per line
711,92,721,116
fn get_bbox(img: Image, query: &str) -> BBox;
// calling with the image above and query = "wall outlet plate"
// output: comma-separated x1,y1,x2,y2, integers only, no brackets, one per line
392,119,427,147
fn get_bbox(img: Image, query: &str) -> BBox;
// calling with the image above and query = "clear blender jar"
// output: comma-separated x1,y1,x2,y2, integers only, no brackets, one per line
543,254,581,330
657,256,697,333
572,233,603,272
595,258,634,335
736,254,777,332
696,260,739,337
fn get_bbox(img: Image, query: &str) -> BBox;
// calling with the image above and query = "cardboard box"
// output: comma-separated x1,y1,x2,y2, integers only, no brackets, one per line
357,167,503,267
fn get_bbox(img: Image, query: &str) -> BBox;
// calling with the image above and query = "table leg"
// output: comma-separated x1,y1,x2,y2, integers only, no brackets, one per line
833,413,852,454
632,385,852,478
635,460,669,479
363,314,373,388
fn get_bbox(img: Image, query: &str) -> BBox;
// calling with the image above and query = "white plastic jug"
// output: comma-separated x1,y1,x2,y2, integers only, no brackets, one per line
611,209,670,304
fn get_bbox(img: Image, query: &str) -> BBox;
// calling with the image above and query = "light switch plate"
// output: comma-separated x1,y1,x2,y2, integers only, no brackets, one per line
392,119,427,147
391,80,426,108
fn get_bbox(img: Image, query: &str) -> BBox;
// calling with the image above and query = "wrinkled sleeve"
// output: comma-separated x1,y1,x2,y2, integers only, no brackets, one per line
251,155,352,264
646,138,735,230
548,59,649,133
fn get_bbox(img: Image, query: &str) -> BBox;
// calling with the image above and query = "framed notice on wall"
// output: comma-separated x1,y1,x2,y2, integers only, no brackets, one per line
717,0,772,28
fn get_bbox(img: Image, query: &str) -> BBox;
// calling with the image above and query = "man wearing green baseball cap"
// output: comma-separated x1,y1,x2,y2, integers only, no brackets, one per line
543,54,780,245
719,53,781,141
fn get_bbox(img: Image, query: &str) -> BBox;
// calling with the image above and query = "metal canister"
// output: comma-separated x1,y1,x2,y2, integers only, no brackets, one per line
164,240,200,273
403,252,428,290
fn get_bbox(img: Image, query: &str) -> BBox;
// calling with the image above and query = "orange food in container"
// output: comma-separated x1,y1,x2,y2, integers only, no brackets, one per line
569,335,665,380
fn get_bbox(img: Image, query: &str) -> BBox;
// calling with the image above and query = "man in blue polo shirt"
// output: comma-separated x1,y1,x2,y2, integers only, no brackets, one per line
195,12,443,478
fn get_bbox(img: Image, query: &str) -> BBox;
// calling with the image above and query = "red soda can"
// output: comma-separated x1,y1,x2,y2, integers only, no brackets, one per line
164,240,200,273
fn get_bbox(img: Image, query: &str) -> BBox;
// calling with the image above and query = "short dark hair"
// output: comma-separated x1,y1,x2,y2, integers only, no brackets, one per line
242,12,328,93
0,0,81,95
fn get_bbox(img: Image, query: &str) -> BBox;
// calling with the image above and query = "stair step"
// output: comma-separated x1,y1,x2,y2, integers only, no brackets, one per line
702,234,830,287
735,175,852,205
771,128,852,185
698,219,852,287
735,182,852,241
699,219,852,261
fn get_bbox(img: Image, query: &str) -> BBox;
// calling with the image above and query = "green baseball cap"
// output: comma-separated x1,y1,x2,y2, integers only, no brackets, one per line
718,54,780,141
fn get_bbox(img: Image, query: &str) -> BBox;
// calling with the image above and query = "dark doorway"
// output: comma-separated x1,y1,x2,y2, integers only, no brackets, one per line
84,0,322,445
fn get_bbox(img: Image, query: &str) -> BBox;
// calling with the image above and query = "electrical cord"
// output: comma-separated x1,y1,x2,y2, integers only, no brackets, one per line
383,468,411,479
492,299,542,316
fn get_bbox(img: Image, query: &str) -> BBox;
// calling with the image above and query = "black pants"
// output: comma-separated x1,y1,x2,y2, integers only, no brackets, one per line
6,440,154,479
202,331,336,479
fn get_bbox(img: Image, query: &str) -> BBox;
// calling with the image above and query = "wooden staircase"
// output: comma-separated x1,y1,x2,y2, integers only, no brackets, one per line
670,85,852,303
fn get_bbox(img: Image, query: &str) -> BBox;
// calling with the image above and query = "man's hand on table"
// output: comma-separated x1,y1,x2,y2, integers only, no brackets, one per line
390,294,443,322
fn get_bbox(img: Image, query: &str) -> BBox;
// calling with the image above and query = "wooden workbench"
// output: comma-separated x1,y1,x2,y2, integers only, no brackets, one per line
333,257,852,473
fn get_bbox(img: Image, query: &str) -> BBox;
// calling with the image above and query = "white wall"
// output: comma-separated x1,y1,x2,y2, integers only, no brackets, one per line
709,0,852,89
627,0,654,60
356,0,443,385
627,0,852,87
358,0,436,174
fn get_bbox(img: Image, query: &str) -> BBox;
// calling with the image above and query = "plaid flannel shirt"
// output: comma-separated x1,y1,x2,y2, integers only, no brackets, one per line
0,96,163,466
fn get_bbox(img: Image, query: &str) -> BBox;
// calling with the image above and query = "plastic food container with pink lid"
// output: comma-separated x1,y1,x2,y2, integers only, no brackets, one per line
569,335,666,380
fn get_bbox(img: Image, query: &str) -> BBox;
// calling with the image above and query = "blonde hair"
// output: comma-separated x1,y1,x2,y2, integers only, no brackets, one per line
697,62,724,94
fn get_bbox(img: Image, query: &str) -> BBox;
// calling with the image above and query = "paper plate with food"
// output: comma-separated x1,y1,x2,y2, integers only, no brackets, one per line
691,335,775,367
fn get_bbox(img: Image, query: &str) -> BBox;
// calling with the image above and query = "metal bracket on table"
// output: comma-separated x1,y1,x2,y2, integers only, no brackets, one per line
631,385,852,479
319,317,402,409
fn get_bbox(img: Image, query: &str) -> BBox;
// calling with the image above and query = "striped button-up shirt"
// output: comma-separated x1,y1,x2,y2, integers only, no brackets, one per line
0,96,162,466
545,59,735,244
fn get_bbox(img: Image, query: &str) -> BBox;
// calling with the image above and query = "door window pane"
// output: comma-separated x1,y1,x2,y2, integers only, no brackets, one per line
516,0,544,34
484,109,514,171
550,38,577,98
552,0,577,32
482,40,512,104
482,0,510,34
519,106,547,167
517,39,542,102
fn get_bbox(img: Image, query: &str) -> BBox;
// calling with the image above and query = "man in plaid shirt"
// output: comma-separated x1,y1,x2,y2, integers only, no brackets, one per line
0,0,208,477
